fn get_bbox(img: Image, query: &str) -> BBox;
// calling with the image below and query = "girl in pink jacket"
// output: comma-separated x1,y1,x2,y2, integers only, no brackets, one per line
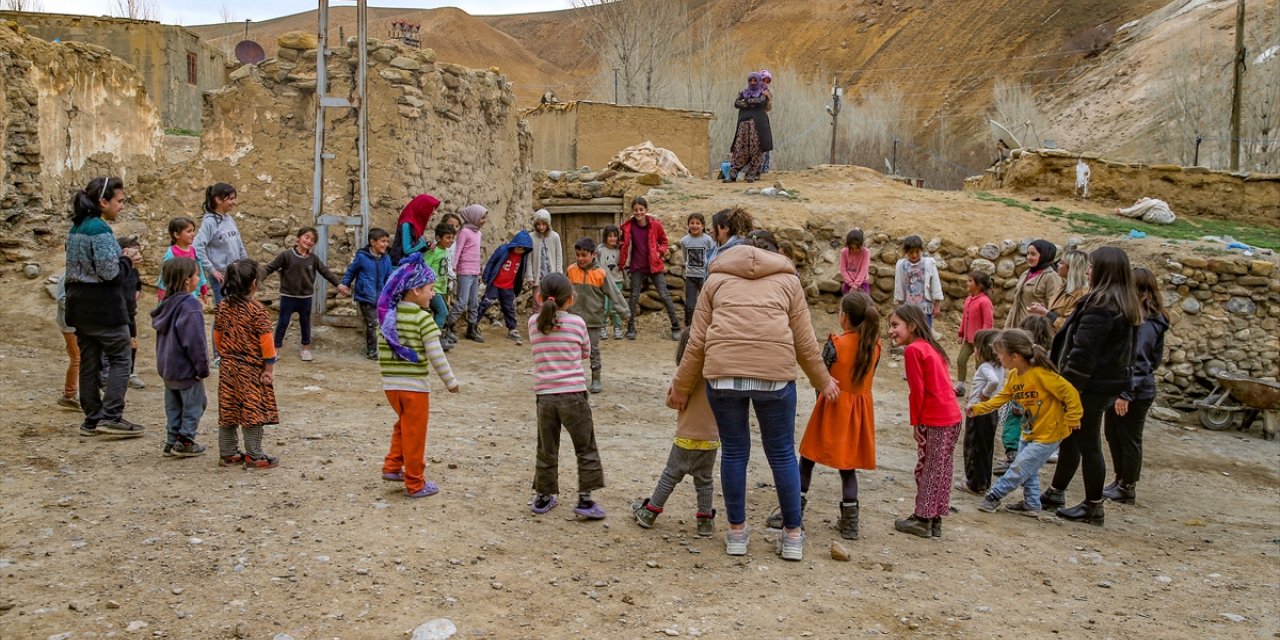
839,229,870,294
447,204,487,342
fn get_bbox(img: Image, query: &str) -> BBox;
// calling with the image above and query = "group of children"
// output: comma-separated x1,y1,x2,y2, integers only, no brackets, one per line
64,176,1098,561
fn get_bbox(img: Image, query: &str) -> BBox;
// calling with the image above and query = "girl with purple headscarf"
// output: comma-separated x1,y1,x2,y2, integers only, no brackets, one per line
726,72,773,183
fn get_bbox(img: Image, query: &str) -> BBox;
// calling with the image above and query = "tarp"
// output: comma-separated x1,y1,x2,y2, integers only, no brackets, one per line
608,141,691,178
1116,197,1176,224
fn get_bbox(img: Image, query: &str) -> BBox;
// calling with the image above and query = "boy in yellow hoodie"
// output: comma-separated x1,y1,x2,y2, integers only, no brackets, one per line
969,329,1082,517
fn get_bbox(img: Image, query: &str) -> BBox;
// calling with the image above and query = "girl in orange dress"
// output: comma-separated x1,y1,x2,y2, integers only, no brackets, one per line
214,259,280,470
798,291,881,540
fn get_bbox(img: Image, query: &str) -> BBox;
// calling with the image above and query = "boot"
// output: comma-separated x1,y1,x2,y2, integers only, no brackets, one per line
1040,487,1066,509
766,494,806,529
1102,482,1136,505
631,498,661,529
931,518,942,538
443,325,458,346
1057,499,1105,526
893,514,932,538
696,509,716,537
1103,477,1120,494
837,501,860,540
465,321,484,343
588,369,603,394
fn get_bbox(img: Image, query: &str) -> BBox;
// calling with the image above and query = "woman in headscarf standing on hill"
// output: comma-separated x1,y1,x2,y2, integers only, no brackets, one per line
1004,239,1063,329
390,194,440,266
724,72,773,184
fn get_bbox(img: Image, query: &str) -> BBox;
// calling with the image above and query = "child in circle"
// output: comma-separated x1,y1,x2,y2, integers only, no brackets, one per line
213,259,280,469
262,226,342,362
596,224,625,340
156,217,211,307
150,257,210,457
889,304,962,538
959,329,1005,494
839,229,870,295
528,273,606,519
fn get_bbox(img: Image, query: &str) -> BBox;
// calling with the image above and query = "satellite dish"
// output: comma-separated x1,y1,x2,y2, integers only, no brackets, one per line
235,40,266,65
988,119,1023,149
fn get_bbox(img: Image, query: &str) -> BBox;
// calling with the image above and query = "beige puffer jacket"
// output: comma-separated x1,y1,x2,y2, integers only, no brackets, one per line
672,244,830,394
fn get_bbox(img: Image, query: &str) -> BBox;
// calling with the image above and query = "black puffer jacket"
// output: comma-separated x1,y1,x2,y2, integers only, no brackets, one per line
1051,297,1137,396
1120,313,1169,402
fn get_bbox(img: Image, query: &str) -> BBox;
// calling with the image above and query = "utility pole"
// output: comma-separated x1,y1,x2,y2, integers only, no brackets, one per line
613,68,619,104
828,77,842,164
1229,0,1245,171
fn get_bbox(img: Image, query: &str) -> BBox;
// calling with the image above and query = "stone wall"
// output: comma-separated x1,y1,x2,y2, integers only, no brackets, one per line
964,149,1280,228
0,21,162,268
0,11,229,131
127,32,531,301
628,210,1279,404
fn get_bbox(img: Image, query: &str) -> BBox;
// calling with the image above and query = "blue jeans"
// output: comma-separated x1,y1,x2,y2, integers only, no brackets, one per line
449,274,481,325
476,286,518,330
164,382,207,444
706,382,801,528
428,294,449,331
988,439,1061,510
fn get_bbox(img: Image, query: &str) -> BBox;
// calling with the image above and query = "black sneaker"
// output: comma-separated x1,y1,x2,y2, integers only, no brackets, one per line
97,418,146,437
163,442,174,456
171,440,207,457
625,329,637,340
79,423,100,437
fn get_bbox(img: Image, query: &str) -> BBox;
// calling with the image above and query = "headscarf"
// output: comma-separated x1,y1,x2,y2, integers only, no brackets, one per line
377,252,438,363
759,69,772,83
740,72,764,100
397,194,440,240
1027,239,1059,276
459,204,488,231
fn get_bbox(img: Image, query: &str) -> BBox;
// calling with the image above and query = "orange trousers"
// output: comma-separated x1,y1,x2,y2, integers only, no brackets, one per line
383,390,430,493
63,332,80,397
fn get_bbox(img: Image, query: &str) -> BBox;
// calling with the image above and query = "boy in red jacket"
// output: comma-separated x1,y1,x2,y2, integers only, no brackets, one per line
619,196,681,341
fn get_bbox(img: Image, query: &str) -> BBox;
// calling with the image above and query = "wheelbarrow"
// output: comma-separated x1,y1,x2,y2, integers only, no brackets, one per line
1195,371,1280,440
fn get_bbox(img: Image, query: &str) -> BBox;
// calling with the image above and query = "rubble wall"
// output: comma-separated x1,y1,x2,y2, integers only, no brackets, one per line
130,34,532,301
964,149,1280,228
0,21,162,266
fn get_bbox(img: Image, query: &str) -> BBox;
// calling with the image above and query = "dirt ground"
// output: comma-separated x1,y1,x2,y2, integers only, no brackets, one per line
1,265,1277,640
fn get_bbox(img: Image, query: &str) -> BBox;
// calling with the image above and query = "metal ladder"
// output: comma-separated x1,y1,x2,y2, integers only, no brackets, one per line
311,0,369,318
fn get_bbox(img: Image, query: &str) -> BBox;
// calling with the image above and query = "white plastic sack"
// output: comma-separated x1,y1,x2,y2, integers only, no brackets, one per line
608,141,691,178
1116,197,1176,225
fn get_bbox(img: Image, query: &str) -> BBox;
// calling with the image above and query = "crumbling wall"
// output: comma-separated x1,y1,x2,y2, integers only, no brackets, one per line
524,101,713,175
964,149,1280,228
130,33,532,301
0,21,162,267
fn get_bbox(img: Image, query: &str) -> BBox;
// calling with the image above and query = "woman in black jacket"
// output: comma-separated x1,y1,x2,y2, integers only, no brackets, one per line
1041,247,1142,525
1103,268,1168,504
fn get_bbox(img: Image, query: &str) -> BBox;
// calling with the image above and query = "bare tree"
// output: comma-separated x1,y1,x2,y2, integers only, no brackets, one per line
112,0,159,21
219,3,235,23
2,0,45,10
572,0,685,105
990,80,1051,149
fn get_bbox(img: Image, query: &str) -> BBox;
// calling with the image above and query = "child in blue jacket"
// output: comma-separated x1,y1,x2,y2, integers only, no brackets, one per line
476,229,533,344
339,228,393,359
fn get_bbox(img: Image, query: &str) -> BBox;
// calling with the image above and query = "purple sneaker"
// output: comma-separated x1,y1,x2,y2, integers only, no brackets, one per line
573,501,607,520
530,494,557,514
407,481,439,498
382,471,404,482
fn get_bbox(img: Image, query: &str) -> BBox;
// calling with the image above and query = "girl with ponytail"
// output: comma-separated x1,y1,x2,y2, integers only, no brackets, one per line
968,329,1082,517
193,182,248,362
789,291,882,541
526,273,607,520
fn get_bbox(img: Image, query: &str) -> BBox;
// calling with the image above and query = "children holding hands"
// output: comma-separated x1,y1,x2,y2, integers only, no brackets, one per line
339,227,393,360
213,259,280,469
376,253,460,498
263,226,342,361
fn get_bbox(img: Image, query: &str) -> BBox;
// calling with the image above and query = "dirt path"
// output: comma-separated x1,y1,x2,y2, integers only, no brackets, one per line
1,274,1277,640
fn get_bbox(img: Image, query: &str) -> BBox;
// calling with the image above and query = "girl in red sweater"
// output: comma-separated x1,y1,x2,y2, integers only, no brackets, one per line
955,270,994,394
890,304,963,538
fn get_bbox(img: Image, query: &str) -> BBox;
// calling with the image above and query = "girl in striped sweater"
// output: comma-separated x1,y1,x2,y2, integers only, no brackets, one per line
377,253,460,498
528,273,606,519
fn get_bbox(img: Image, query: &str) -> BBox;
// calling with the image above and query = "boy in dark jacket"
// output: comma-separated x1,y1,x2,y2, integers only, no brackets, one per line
150,258,210,457
339,228,393,359
117,236,147,390
475,229,533,344
566,237,629,393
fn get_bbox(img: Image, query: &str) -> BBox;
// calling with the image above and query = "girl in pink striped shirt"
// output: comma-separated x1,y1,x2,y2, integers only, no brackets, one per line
839,229,870,294
527,273,607,519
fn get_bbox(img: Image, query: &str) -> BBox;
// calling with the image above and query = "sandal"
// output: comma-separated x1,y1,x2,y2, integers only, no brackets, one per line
407,482,439,498
573,501,607,520
382,470,404,482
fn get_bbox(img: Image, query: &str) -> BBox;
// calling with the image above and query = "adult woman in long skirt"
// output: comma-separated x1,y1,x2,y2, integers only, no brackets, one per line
1041,247,1142,525
724,72,773,183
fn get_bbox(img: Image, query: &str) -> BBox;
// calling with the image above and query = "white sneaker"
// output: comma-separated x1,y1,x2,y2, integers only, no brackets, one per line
300,348,314,362
1048,451,1059,463
725,527,749,556
127,374,146,389
776,531,805,561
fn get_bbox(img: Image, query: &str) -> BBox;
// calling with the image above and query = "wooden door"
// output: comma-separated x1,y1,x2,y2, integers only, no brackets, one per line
550,211,620,261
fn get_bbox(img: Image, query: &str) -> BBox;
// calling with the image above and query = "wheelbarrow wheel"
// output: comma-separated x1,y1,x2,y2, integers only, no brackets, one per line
1198,406,1236,430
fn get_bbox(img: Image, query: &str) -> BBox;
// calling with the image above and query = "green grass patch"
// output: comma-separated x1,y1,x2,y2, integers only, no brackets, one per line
164,127,200,137
969,192,1280,251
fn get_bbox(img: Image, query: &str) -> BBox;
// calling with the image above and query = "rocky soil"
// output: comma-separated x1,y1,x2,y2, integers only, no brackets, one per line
1,262,1277,638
